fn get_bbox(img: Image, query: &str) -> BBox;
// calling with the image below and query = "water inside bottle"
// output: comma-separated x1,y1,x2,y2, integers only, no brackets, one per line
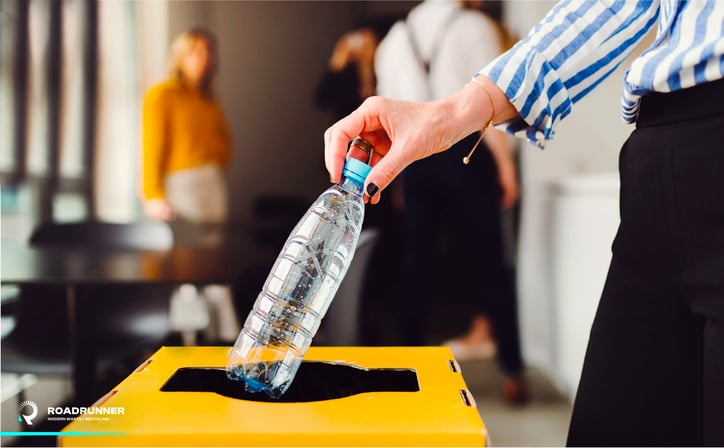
228,359,299,398
226,176,366,398
226,333,305,398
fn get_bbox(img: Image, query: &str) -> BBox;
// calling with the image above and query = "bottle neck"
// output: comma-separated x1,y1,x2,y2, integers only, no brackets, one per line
338,157,370,198
337,175,365,197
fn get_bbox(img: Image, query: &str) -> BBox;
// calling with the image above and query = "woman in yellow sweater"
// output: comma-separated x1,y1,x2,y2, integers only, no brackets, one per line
141,28,238,344
142,27,231,223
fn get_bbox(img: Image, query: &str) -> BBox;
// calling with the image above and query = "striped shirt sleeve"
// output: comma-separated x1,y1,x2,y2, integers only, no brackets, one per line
479,0,659,148
622,0,724,123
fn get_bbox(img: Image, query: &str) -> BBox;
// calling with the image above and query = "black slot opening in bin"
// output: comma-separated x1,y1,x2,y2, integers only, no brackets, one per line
161,361,420,402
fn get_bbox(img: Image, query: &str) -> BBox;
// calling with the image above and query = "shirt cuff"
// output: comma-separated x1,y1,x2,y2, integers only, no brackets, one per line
479,48,573,149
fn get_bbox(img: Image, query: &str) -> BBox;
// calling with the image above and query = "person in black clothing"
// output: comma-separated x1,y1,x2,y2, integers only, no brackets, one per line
314,28,378,122
373,0,525,404
314,27,405,346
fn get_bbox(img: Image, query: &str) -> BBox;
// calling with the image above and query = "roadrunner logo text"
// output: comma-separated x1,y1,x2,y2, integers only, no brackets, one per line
46,405,126,422
48,406,125,416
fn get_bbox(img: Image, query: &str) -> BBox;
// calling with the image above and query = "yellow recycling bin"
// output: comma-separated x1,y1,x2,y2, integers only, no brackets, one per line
59,346,487,447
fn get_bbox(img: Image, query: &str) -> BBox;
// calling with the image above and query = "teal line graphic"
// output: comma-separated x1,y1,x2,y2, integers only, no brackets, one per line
0,432,85,436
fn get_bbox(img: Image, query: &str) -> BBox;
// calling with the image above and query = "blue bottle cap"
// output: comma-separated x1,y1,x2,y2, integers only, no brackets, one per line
342,158,371,185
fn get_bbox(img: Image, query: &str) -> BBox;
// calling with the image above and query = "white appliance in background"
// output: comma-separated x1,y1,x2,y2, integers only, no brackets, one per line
517,173,620,400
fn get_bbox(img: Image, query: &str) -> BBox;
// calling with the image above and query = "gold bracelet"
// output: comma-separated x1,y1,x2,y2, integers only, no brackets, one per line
463,78,497,165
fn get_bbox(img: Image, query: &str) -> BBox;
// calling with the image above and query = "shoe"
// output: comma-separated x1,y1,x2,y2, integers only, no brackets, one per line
502,376,530,406
443,338,497,361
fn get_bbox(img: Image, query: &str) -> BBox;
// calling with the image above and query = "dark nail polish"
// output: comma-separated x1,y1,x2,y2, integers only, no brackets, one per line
366,183,379,197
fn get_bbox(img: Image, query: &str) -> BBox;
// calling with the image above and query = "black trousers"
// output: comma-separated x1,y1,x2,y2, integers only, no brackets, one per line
400,132,524,376
568,79,724,446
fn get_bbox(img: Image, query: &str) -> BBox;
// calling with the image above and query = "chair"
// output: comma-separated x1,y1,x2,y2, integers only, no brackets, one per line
316,228,380,346
1,220,174,396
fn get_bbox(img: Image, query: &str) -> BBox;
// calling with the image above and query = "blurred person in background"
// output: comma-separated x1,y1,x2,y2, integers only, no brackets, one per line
374,0,525,404
140,27,239,345
314,27,379,122
314,26,406,345
325,0,724,445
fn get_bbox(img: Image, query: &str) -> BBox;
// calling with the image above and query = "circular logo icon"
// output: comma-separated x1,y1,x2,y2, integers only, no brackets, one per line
18,400,38,425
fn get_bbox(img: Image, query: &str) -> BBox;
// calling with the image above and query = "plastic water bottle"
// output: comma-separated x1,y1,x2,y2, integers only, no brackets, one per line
226,138,373,398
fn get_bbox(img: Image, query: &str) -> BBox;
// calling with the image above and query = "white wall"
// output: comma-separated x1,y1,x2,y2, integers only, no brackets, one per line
504,1,653,398
503,0,630,181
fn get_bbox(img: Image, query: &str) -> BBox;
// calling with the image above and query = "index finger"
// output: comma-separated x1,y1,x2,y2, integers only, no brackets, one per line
324,98,386,183
324,116,362,183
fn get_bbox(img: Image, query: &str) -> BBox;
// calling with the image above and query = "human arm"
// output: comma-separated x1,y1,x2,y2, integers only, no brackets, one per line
481,0,659,147
325,0,659,202
216,107,233,169
141,86,174,220
329,29,377,98
484,129,518,209
324,75,518,204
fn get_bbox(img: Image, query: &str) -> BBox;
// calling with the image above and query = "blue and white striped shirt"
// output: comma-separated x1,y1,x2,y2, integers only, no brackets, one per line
479,0,724,148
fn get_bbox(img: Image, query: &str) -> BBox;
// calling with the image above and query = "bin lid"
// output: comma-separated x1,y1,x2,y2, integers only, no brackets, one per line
58,346,488,447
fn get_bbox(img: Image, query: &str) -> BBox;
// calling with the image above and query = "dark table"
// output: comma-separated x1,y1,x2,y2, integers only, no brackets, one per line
2,243,251,285
1,235,277,404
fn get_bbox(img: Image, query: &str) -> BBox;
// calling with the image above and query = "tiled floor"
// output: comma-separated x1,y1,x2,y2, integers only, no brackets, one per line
459,358,573,447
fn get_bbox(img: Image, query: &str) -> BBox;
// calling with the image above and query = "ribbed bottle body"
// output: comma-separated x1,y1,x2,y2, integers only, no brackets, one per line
226,182,365,398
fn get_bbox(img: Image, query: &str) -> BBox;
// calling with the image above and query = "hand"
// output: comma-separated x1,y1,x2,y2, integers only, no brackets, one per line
498,166,519,209
324,76,519,204
144,199,175,221
328,37,352,72
329,29,377,72
324,98,472,204
484,129,519,209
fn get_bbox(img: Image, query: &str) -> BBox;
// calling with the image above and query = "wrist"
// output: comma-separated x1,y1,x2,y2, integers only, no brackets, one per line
436,81,492,145
441,76,516,165
470,75,520,124
458,82,494,131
